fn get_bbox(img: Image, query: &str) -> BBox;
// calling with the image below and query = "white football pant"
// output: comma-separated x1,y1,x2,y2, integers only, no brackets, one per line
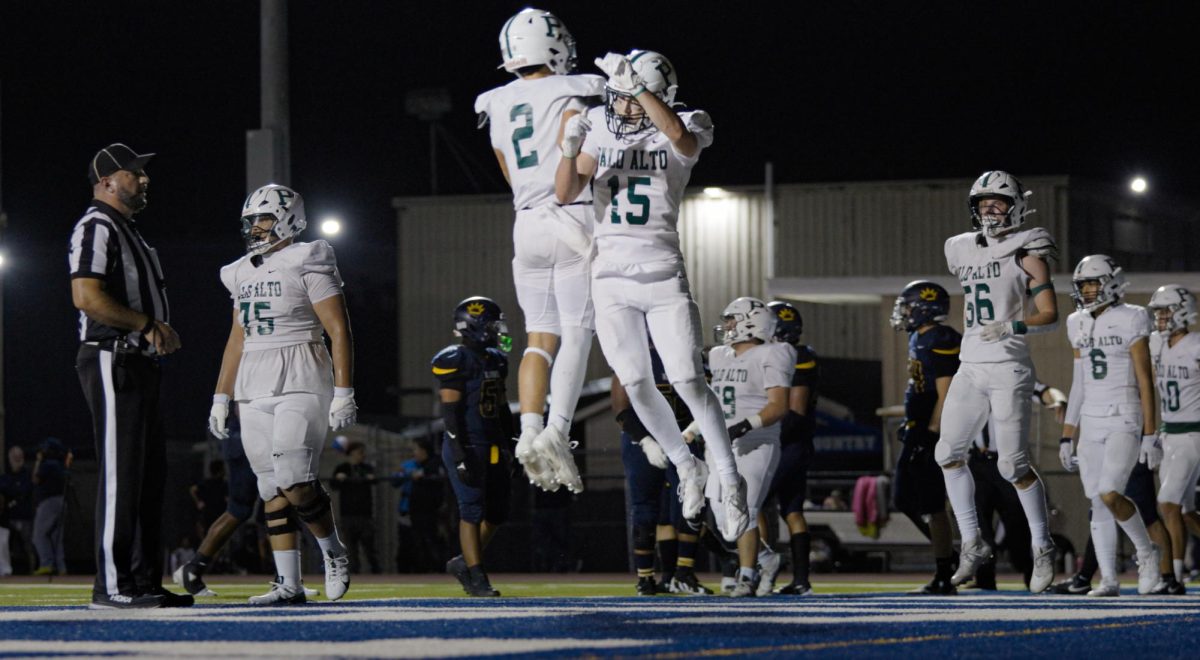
1158,432,1200,512
936,360,1035,481
706,431,780,522
240,392,332,500
512,205,595,334
1075,406,1141,499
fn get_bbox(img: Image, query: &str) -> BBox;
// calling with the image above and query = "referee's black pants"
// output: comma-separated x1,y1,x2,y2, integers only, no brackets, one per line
77,344,167,597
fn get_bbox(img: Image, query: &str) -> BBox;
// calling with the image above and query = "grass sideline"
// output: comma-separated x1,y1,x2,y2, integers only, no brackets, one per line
0,575,1032,606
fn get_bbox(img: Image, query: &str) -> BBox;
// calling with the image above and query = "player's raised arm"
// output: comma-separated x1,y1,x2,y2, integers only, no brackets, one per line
554,112,596,203
595,51,699,158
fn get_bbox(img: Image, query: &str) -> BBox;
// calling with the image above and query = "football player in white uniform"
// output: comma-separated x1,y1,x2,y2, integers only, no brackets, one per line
1149,284,1200,588
1059,255,1162,596
703,298,795,596
475,8,605,495
208,184,356,605
554,50,749,542
936,171,1061,592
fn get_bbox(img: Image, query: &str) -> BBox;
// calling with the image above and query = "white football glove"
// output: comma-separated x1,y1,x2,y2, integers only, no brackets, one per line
561,114,592,159
979,321,1015,342
1058,439,1077,472
330,387,358,431
1139,433,1163,470
208,393,230,440
639,436,669,469
594,52,645,94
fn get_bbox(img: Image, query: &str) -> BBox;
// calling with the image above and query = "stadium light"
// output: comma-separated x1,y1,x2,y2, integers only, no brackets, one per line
0,253,6,269
320,217,342,236
1130,177,1148,194
703,187,729,199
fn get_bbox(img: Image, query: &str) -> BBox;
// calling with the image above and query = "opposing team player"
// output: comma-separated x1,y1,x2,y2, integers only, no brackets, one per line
1149,284,1200,589
555,50,749,542
757,301,819,596
208,184,355,605
475,8,605,494
1059,255,1161,596
612,344,711,596
434,297,516,597
890,281,961,595
937,171,1060,592
703,297,794,597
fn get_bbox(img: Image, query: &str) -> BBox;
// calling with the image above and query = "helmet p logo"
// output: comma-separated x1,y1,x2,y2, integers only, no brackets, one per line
275,188,295,208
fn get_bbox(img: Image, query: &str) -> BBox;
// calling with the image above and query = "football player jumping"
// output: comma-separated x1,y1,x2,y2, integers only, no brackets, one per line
475,8,605,495
1059,256,1163,595
434,297,517,597
702,298,795,596
555,50,750,543
209,184,355,605
937,171,1060,592
1148,284,1200,590
890,281,961,595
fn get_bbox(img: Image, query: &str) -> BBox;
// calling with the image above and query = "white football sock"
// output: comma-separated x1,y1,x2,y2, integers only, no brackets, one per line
316,531,346,557
1015,475,1053,548
1115,502,1154,555
1174,559,1185,583
273,549,301,587
738,566,759,581
942,464,979,543
547,326,592,435
623,378,693,468
673,376,738,486
520,413,544,433
1091,499,1118,583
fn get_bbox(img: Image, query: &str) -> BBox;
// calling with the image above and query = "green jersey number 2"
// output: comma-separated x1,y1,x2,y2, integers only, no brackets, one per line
510,104,538,169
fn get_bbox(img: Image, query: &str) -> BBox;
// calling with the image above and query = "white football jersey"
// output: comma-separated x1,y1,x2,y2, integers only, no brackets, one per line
582,106,715,268
475,74,605,211
1151,331,1200,423
220,241,343,400
944,227,1056,363
708,342,796,431
1067,303,1151,407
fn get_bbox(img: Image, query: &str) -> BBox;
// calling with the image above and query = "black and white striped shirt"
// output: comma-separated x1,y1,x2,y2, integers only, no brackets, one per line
68,200,169,354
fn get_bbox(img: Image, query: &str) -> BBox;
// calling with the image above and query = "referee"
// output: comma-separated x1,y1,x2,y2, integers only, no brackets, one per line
69,143,189,609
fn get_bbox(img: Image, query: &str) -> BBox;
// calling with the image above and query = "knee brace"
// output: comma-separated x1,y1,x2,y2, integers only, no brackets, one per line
997,450,1030,483
284,481,333,523
524,346,554,368
265,504,299,537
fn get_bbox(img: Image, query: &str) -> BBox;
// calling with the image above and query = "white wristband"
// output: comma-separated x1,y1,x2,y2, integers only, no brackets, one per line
213,393,230,405
334,387,355,398
748,414,763,430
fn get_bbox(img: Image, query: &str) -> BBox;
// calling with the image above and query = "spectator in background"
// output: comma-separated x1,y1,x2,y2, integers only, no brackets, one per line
32,438,72,576
822,490,849,511
1,446,35,574
189,460,228,543
332,442,381,574
392,437,447,573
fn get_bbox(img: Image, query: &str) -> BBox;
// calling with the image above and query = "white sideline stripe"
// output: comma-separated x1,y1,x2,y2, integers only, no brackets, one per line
644,608,1200,625
0,638,654,658
100,351,119,596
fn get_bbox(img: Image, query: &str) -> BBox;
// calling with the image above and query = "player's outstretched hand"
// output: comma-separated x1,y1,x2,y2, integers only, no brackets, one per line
1058,438,1077,472
330,387,357,430
561,114,592,158
594,52,644,94
1139,433,1163,470
639,436,669,469
208,393,231,439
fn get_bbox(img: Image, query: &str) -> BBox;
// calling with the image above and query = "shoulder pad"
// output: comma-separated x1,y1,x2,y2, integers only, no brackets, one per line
930,325,962,353
1018,227,1058,261
219,259,243,296
473,88,496,117
285,240,338,277
431,346,466,377
794,344,818,369
564,74,606,99
682,110,713,132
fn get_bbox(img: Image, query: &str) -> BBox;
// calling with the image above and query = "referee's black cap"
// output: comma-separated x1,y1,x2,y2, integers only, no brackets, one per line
88,143,155,184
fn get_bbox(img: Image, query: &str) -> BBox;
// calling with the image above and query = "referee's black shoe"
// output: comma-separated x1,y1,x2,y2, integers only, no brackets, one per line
89,592,165,610
142,586,195,607
1050,573,1091,595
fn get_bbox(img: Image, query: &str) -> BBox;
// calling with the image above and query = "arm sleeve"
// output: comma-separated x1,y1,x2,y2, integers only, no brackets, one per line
1065,357,1086,428
68,219,112,279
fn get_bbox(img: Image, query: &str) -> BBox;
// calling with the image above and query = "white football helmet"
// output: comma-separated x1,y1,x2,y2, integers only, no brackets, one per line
1148,284,1198,333
498,8,576,75
604,50,679,139
241,184,306,257
715,297,775,346
969,170,1035,237
1071,254,1128,312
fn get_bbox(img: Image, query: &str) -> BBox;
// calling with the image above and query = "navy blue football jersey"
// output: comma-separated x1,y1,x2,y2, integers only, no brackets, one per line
432,345,510,445
904,325,961,427
781,345,819,444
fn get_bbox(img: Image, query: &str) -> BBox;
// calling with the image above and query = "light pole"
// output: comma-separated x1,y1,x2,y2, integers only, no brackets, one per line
404,88,452,195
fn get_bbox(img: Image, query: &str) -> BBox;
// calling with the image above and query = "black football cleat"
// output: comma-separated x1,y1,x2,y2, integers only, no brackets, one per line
1150,577,1187,595
636,576,658,596
465,570,500,597
141,586,194,607
1050,574,1092,595
909,576,957,595
446,555,471,594
89,592,165,610
775,581,814,596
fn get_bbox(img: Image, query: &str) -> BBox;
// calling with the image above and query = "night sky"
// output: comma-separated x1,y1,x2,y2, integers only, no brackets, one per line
2,1,1197,455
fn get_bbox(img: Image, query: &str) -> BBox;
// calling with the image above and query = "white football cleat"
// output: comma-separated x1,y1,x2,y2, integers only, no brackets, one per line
756,548,782,597
677,456,709,521
1087,580,1120,597
729,574,757,598
1030,544,1057,593
951,537,994,586
1136,545,1161,595
248,577,306,606
516,427,557,491
719,476,750,543
534,426,584,494
324,550,351,601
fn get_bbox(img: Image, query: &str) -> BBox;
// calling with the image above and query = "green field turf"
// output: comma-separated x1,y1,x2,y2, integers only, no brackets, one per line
0,577,1032,606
